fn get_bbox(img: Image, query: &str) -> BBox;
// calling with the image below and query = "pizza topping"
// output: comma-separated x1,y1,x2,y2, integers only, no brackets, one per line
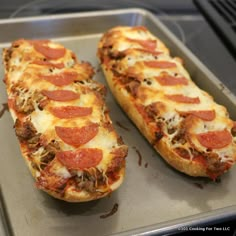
134,48,162,56
231,122,236,137
41,90,79,101
36,159,70,193
197,129,232,149
175,147,190,159
36,173,68,193
32,41,66,60
39,140,60,169
135,102,161,123
55,123,99,147
50,106,92,119
110,146,128,162
39,71,78,86
125,80,141,97
31,60,64,69
178,110,216,121
132,26,148,32
144,61,176,69
171,126,186,145
56,148,103,170
166,94,200,104
193,155,207,167
206,155,232,180
104,147,127,184
14,119,37,141
155,74,188,86
126,38,157,51
38,99,49,110
75,168,107,193
28,39,50,44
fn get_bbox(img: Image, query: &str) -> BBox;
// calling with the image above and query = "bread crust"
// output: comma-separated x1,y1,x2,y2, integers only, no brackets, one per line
98,26,236,179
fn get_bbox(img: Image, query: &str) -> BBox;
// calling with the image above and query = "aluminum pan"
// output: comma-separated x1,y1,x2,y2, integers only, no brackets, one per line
0,8,236,236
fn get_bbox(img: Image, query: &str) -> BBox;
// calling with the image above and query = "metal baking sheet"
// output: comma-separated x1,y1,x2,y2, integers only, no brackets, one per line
0,8,236,236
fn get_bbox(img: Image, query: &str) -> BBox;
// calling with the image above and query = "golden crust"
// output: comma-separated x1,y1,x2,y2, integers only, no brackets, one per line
37,168,125,202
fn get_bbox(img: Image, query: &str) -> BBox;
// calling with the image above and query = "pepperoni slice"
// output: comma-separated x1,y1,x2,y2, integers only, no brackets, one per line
41,90,79,101
40,71,78,86
56,148,103,170
127,38,157,51
55,124,99,147
31,60,64,69
166,94,200,104
197,129,232,149
132,26,148,32
135,48,162,56
144,61,176,69
28,39,50,44
50,106,92,118
155,74,188,86
179,110,216,121
33,41,66,60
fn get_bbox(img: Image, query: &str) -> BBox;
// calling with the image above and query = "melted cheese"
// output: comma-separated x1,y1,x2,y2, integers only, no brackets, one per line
53,165,72,179
101,26,236,165
4,39,127,194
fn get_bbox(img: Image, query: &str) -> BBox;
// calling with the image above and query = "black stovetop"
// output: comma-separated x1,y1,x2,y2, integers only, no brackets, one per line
0,0,235,235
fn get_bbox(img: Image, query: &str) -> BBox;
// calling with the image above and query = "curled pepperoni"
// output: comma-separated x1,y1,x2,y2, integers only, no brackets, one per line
40,71,78,86
155,74,188,86
178,110,216,121
41,90,79,101
127,38,157,51
166,94,200,104
197,129,232,149
33,41,66,60
144,61,176,69
56,148,103,170
50,106,92,119
55,123,99,147
31,60,64,69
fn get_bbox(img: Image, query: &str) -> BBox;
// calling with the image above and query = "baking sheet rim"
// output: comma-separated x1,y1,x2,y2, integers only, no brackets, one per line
0,8,236,236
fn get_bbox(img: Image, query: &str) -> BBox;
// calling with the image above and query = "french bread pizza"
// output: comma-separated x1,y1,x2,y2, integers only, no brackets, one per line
97,26,236,179
3,39,128,202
